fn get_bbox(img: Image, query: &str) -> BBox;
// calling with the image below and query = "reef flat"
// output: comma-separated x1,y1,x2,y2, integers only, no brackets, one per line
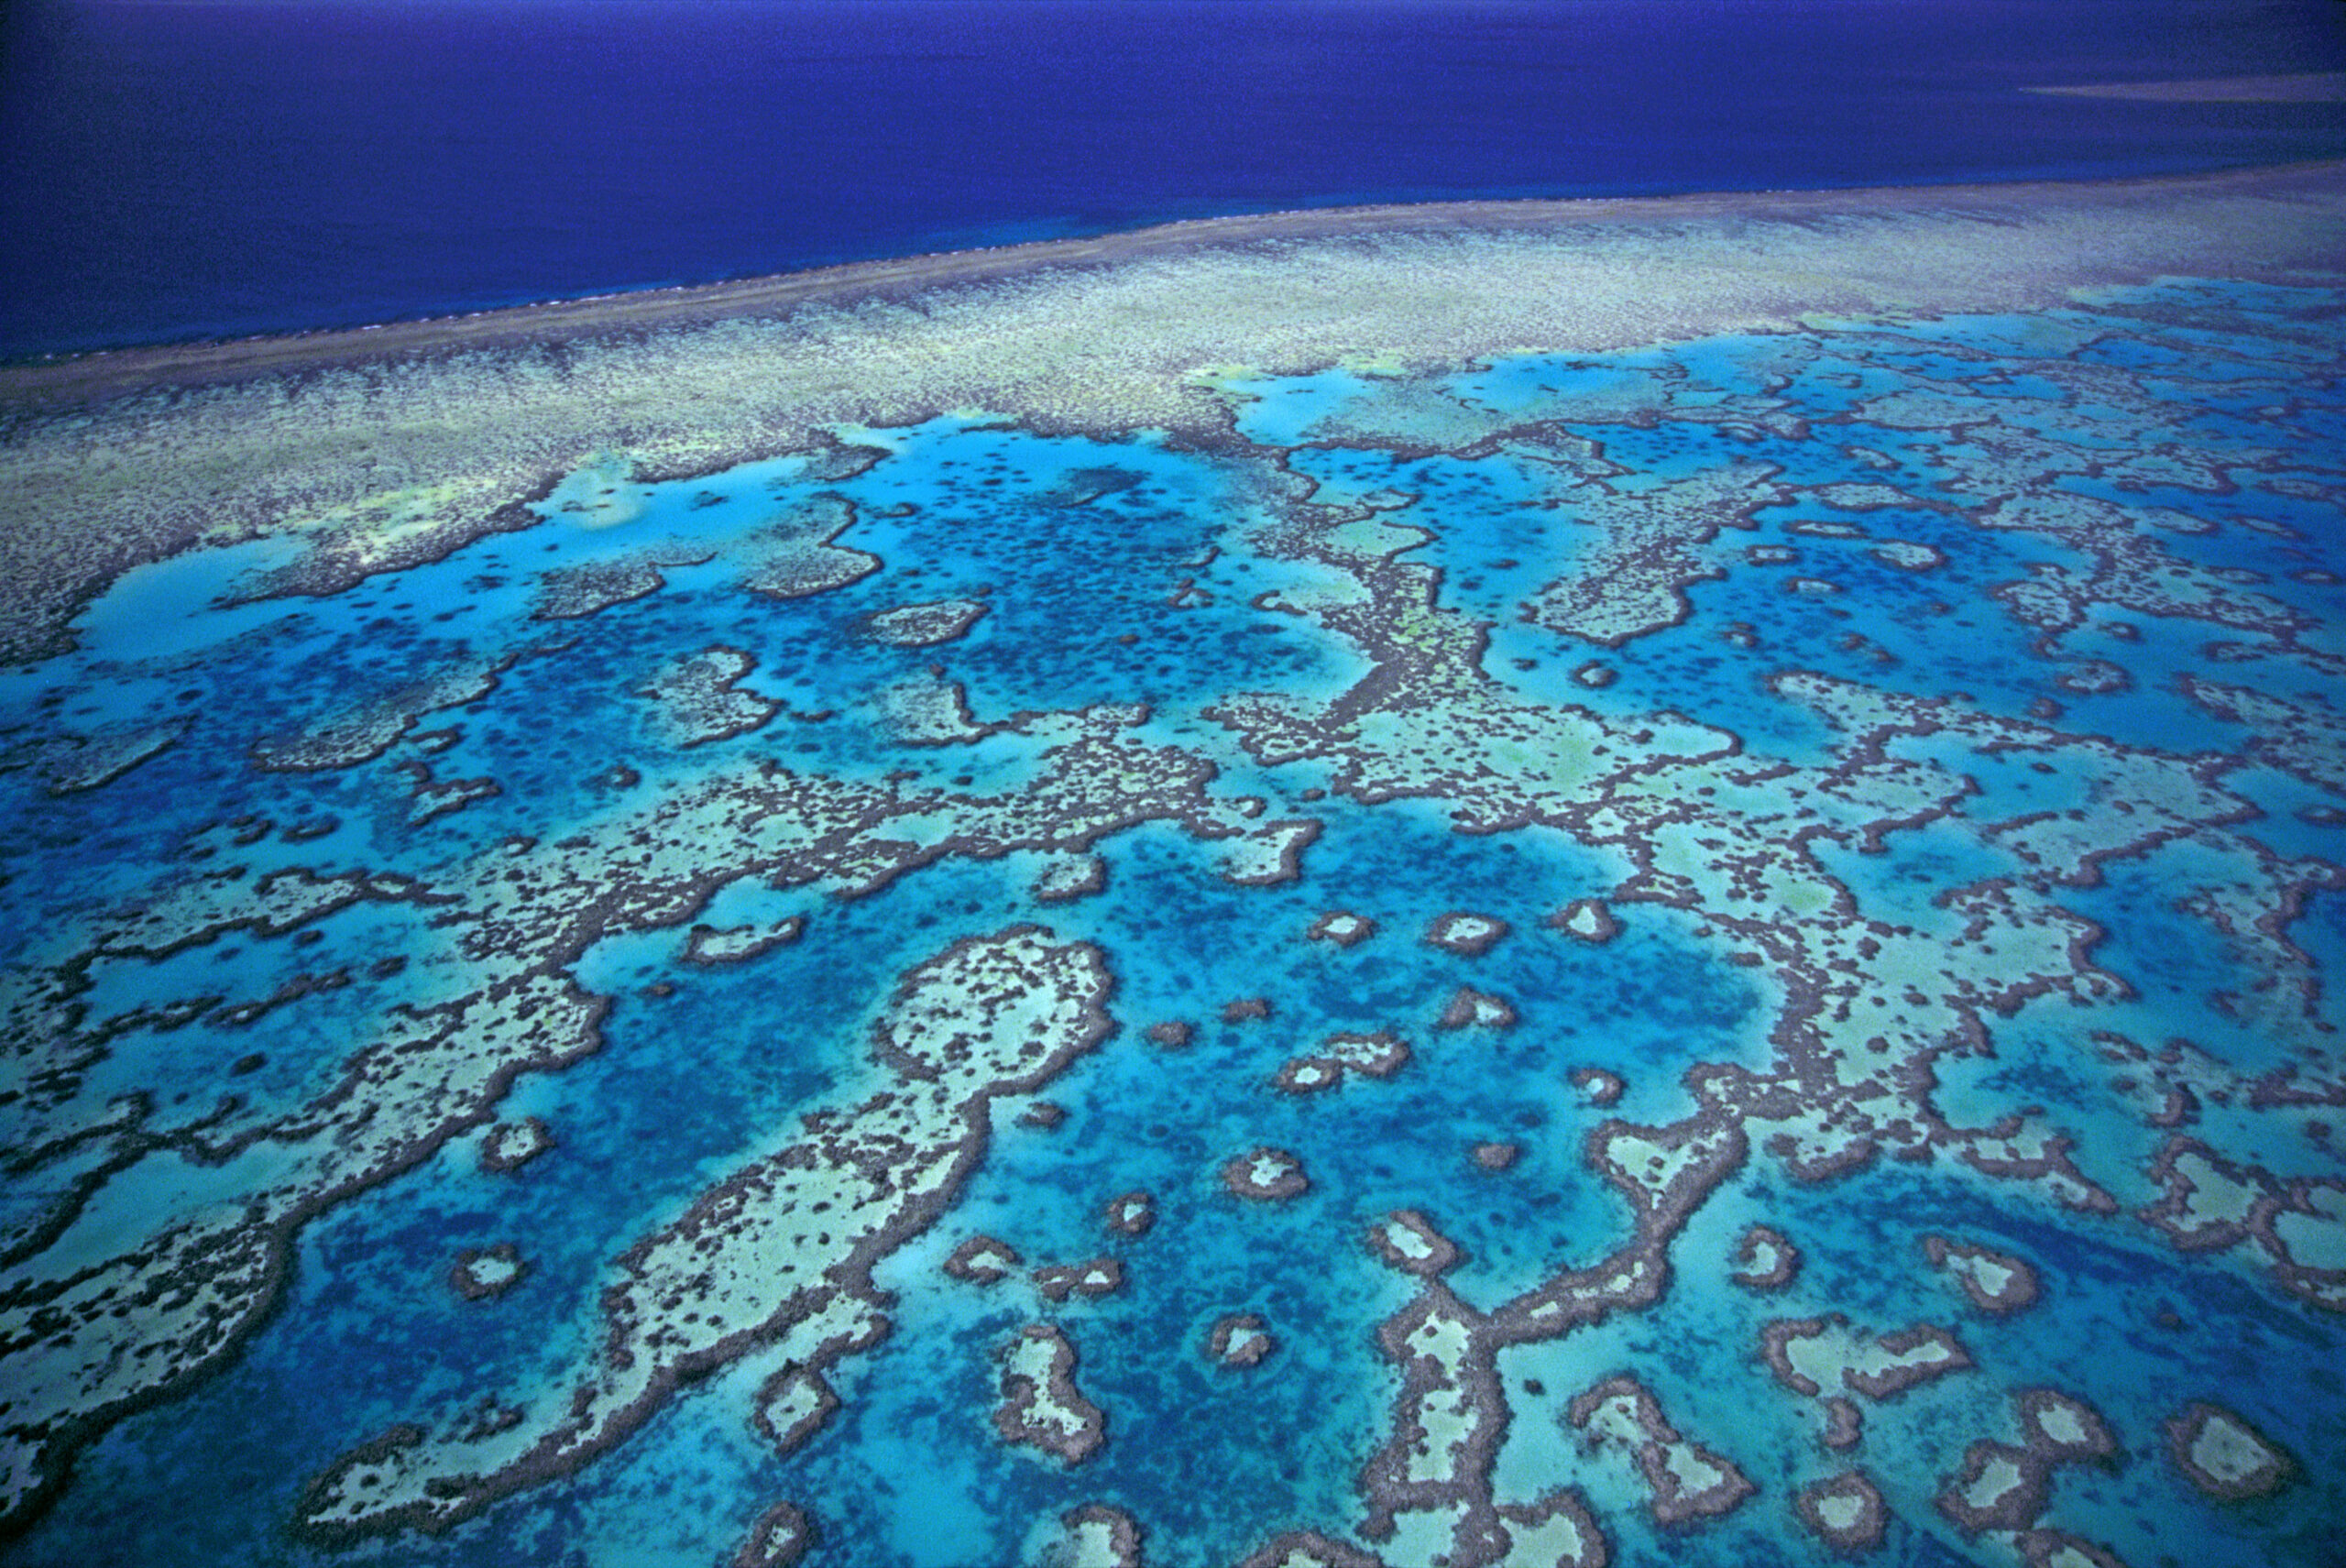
5,161,2344,667
2,166,2344,1566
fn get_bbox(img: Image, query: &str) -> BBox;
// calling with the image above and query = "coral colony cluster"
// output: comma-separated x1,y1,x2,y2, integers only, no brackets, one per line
1,167,2342,1564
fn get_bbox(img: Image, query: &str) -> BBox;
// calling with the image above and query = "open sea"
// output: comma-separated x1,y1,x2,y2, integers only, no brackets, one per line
4,0,2346,356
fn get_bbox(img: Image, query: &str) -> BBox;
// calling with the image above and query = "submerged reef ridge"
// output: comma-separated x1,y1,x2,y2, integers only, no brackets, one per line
0,167,2343,1566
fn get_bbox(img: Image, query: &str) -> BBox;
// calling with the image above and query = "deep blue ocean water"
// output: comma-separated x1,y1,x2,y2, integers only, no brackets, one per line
4,0,2345,357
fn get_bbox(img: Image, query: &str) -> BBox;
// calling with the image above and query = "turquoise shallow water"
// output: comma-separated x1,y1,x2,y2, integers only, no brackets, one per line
3,279,2344,1566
